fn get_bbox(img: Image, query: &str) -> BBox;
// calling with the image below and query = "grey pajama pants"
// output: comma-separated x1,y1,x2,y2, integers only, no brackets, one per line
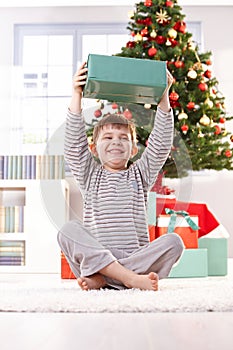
57,219,184,290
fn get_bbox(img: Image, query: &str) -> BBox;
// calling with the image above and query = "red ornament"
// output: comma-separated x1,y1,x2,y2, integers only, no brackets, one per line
187,101,195,110
170,100,180,108
144,0,152,6
144,17,153,26
136,19,143,25
174,60,185,68
173,22,180,31
169,91,179,101
173,21,186,33
155,35,166,45
204,70,212,79
148,47,157,57
198,82,208,91
214,125,221,135
179,23,187,34
225,149,232,158
123,109,133,120
143,42,149,49
169,38,178,47
141,27,149,36
165,1,174,7
111,103,118,109
206,59,212,65
181,124,189,134
94,109,102,118
126,41,135,48
219,117,226,123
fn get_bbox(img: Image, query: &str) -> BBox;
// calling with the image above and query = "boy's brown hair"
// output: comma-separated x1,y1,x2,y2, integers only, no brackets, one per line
92,113,137,145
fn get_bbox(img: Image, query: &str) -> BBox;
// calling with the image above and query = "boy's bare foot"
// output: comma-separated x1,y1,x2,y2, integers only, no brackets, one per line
77,273,106,291
126,272,159,291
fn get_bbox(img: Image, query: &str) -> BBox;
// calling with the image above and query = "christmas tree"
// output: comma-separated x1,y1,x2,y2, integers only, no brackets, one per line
88,0,233,178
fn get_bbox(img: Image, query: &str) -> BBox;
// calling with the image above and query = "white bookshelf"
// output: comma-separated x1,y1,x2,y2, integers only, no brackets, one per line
0,179,69,273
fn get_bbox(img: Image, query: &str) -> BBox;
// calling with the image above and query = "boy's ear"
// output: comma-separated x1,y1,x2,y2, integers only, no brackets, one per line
131,145,138,158
89,143,98,157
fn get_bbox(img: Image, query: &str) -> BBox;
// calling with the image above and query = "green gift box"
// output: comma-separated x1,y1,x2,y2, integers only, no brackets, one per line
168,248,208,278
83,54,167,104
198,237,228,276
148,191,156,225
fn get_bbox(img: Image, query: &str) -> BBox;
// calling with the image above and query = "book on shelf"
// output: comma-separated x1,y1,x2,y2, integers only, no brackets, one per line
0,155,65,180
0,206,24,233
0,240,25,266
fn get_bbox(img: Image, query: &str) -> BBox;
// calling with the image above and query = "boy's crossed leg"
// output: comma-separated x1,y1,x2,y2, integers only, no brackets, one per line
77,261,158,291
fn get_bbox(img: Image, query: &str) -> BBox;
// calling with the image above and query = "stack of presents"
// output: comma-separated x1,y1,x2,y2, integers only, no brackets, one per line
61,54,229,279
148,191,229,278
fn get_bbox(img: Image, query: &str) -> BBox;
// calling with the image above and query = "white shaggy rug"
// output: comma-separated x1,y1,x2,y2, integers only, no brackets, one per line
1,274,233,313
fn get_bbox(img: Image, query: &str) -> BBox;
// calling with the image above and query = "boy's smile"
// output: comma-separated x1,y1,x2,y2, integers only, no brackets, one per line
91,124,138,172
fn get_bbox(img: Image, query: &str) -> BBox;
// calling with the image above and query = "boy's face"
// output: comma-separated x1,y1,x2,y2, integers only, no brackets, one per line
90,123,138,172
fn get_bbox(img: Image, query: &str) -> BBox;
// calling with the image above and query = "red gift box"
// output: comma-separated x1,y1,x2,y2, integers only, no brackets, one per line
155,214,199,249
148,225,156,241
61,252,76,279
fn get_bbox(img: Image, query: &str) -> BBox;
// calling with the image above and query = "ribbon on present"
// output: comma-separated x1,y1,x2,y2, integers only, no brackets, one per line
165,208,200,234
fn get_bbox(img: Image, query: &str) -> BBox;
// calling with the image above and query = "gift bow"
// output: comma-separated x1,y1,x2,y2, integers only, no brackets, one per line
165,208,200,234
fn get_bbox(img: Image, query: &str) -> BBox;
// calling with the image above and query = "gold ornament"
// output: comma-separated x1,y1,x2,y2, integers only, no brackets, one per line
135,33,143,42
156,9,169,24
150,29,157,38
187,69,197,79
168,28,177,39
205,98,214,108
165,39,172,46
178,111,188,120
199,114,210,126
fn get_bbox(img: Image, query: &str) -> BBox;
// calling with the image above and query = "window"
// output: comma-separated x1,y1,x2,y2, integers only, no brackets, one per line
13,23,128,155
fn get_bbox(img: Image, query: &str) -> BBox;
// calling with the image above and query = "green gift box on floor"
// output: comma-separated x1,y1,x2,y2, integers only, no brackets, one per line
198,237,228,276
168,249,208,278
83,54,167,104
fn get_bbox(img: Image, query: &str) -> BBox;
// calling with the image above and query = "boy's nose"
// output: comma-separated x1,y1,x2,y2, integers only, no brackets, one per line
112,139,121,145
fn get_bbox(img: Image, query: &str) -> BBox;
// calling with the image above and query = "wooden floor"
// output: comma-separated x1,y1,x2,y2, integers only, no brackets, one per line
1,312,233,350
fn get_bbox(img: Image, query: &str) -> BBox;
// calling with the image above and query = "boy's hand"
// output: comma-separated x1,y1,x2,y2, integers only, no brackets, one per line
73,62,88,94
69,62,88,114
165,69,174,91
158,69,174,113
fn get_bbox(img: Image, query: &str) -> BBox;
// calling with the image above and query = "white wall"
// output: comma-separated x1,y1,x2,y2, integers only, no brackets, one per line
0,5,232,256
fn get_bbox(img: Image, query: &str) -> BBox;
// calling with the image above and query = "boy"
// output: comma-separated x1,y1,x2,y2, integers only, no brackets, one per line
57,62,184,291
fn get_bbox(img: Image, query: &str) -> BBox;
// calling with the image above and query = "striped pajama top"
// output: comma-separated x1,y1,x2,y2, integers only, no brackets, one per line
65,107,173,252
